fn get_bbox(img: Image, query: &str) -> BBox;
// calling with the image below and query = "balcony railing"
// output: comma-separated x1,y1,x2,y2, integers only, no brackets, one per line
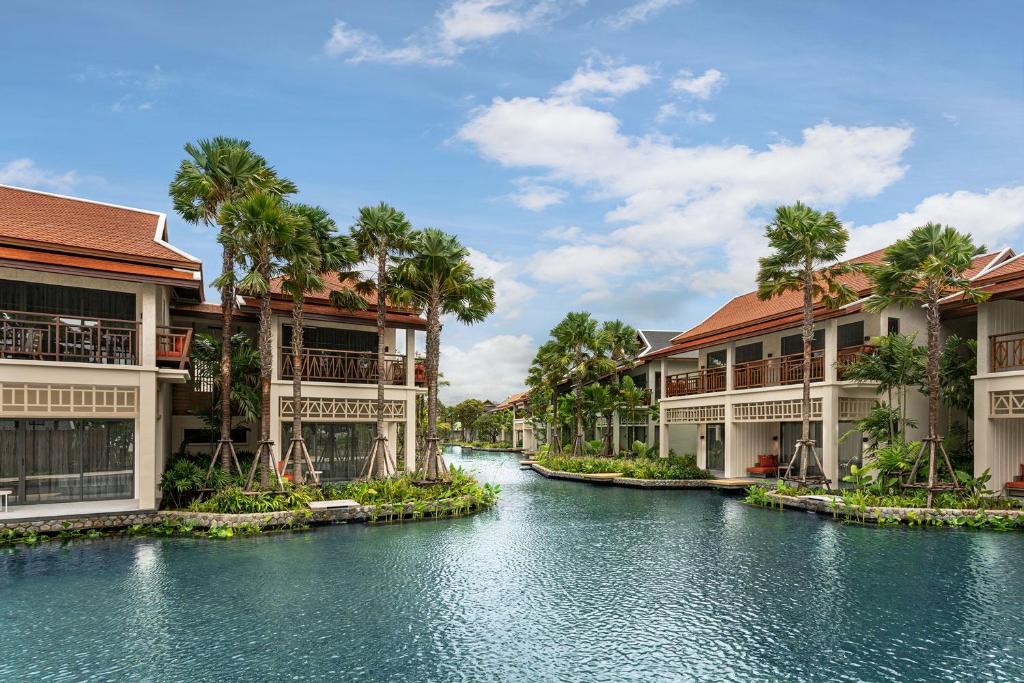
0,309,139,365
734,351,824,390
991,331,1024,372
836,344,873,380
281,347,410,385
666,367,726,397
156,326,193,368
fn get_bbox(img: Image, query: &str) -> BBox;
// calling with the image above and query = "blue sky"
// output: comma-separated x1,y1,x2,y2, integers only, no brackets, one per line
2,1,1023,402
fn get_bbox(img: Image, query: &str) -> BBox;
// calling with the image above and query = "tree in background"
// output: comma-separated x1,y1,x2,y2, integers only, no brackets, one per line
186,332,260,450
756,202,857,485
526,341,570,454
864,224,989,506
552,312,615,457
219,192,309,488
450,399,486,441
170,137,296,476
473,409,511,444
336,203,415,478
598,320,641,455
394,228,495,480
277,204,358,484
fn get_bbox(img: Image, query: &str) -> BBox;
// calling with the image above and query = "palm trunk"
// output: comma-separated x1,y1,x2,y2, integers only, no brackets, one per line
373,249,390,477
258,259,273,488
573,346,584,456
219,245,235,471
800,257,814,479
549,389,561,453
291,297,304,484
925,291,941,497
424,290,445,479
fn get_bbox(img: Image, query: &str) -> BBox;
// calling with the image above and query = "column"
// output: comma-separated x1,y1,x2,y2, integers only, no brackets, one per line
823,319,838,383
725,343,735,391
405,395,416,473
611,409,621,453
974,304,990,479
821,386,840,484
405,328,416,387
658,403,669,458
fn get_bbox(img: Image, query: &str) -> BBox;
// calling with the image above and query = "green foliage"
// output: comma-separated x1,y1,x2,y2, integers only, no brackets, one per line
188,331,261,432
940,334,977,415
536,453,711,480
473,409,511,443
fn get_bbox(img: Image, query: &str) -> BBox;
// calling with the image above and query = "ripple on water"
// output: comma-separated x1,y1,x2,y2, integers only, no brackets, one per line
2,448,1024,682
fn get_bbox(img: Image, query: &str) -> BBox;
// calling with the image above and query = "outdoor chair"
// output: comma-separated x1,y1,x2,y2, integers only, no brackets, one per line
746,454,780,478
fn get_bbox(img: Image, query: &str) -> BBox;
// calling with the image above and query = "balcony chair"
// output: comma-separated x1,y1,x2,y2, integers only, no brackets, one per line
746,453,780,478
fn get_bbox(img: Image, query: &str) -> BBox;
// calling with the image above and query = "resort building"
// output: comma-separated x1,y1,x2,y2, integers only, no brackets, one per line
0,185,424,517
654,247,1024,493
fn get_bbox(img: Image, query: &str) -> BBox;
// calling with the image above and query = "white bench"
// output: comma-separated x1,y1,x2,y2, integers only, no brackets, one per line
0,489,12,512
308,499,361,511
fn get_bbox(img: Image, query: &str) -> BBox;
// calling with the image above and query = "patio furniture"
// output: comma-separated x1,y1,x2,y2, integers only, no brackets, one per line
0,488,12,512
746,454,780,478
1007,464,1024,498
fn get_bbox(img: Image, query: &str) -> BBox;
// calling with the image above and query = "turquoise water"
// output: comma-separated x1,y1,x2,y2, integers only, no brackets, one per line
2,447,1024,682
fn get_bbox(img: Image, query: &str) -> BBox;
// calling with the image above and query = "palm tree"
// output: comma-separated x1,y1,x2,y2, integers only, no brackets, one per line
219,192,310,488
278,205,358,484
756,202,857,485
526,341,568,453
169,137,296,475
335,203,415,479
552,312,615,457
394,228,495,480
864,223,989,506
598,320,641,455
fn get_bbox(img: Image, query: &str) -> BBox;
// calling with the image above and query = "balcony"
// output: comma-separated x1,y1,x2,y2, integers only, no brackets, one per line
156,326,192,368
836,344,873,380
0,309,139,365
733,351,824,390
666,367,726,397
991,331,1024,372
281,347,422,385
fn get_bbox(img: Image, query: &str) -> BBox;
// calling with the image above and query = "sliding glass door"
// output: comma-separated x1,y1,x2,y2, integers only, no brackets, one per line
283,422,375,481
0,419,135,505
706,423,725,473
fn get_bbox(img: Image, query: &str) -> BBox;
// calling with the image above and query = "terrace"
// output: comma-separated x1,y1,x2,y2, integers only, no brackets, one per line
991,330,1024,372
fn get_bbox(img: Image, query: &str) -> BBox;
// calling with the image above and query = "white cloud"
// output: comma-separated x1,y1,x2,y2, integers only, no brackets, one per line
325,1,577,66
506,179,568,211
847,186,1024,257
458,85,913,297
439,334,535,403
541,225,583,240
552,58,653,101
671,68,726,100
466,247,537,319
74,65,175,112
656,102,714,124
605,0,683,29
0,158,78,193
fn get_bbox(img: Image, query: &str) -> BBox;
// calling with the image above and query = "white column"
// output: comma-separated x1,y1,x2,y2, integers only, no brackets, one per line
658,403,669,457
405,396,416,472
611,409,621,452
405,328,416,387
823,319,838,383
140,286,157,367
974,304,990,479
821,386,840,484
725,343,736,391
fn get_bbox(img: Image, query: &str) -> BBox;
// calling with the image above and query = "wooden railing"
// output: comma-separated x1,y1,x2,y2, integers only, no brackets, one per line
666,367,726,397
156,326,192,368
991,330,1024,372
0,309,139,365
280,347,409,385
836,344,873,380
733,351,824,390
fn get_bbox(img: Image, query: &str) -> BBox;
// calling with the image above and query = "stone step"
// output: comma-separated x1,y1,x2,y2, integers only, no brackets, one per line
308,499,361,510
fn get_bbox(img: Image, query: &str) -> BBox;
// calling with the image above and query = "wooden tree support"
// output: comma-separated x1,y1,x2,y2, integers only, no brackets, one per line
278,437,320,486
782,438,831,489
204,439,244,484
902,436,960,507
244,439,285,492
362,434,397,480
419,435,449,482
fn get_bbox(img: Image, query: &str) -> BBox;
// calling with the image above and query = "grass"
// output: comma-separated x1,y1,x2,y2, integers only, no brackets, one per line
535,453,712,480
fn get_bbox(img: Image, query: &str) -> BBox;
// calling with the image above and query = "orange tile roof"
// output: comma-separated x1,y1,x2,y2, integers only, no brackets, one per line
495,390,530,410
0,244,200,284
269,271,417,314
670,248,1005,351
171,297,427,329
0,185,197,267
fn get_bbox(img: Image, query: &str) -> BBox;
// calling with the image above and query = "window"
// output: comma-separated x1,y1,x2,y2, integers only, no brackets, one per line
282,325,377,353
182,427,249,446
283,422,374,481
837,321,865,349
887,317,900,335
706,350,727,368
781,330,824,356
0,279,135,320
735,342,763,364
654,371,662,399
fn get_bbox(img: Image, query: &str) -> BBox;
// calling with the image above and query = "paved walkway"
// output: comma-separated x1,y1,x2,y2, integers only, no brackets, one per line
0,499,142,522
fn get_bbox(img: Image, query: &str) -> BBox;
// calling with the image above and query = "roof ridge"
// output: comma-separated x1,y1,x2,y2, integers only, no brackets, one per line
0,183,165,218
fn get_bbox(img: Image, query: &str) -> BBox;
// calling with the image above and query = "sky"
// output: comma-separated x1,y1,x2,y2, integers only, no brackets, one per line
2,1,1023,404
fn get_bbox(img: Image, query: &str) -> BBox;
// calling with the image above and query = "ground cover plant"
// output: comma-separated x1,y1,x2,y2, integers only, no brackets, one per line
536,450,712,480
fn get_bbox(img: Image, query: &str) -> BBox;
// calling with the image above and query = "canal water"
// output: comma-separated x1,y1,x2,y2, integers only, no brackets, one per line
2,447,1024,682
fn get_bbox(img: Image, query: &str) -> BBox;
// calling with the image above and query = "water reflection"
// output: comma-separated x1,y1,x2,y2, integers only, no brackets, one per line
1,447,1023,682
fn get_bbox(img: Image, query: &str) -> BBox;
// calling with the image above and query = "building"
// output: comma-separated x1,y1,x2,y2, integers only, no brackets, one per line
0,185,424,517
655,246,1024,493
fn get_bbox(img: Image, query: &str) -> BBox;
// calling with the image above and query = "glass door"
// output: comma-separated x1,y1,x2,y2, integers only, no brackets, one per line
779,421,823,476
706,423,725,473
